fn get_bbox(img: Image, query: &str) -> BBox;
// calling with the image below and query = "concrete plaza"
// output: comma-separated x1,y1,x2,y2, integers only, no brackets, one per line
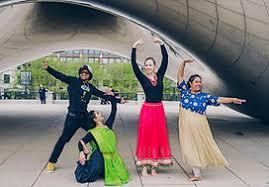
0,102,268,187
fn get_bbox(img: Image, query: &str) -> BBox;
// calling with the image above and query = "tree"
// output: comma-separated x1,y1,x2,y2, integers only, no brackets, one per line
14,56,176,96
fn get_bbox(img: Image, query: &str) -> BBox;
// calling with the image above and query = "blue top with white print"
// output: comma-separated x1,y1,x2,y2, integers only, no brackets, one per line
177,80,220,115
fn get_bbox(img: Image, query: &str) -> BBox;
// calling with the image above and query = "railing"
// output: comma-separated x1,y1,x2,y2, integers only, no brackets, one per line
163,93,180,101
51,92,178,101
0,91,180,101
0,91,39,100
52,92,106,100
52,92,138,101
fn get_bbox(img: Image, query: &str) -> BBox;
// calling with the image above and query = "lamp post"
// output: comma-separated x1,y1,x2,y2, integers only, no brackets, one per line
20,63,31,99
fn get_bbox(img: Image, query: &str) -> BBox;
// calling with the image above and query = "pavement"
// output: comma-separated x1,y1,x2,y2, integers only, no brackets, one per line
0,102,268,187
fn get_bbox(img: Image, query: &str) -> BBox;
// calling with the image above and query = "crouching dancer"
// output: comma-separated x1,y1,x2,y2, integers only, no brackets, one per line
75,98,129,186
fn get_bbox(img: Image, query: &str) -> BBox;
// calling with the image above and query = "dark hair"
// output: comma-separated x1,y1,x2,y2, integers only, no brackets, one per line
113,89,120,97
144,57,156,65
88,110,96,127
78,64,93,80
187,74,202,88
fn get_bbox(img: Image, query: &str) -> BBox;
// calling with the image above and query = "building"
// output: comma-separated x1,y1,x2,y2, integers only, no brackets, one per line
0,69,16,90
51,49,130,64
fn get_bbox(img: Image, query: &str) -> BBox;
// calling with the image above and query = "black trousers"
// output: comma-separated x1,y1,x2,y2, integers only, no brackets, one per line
49,112,91,163
75,150,104,183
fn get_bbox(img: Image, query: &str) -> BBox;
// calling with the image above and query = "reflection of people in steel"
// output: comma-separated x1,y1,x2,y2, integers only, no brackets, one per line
42,60,123,173
38,85,47,104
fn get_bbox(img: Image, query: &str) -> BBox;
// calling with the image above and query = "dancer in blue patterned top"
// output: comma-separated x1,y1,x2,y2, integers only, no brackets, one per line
178,80,220,115
177,59,246,181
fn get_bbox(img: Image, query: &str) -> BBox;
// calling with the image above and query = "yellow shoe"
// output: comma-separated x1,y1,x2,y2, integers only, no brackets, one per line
47,162,56,173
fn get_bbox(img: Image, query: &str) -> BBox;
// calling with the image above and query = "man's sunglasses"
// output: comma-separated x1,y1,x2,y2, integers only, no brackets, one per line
80,71,89,75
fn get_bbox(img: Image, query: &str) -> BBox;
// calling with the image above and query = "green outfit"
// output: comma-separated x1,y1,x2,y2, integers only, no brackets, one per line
90,126,129,186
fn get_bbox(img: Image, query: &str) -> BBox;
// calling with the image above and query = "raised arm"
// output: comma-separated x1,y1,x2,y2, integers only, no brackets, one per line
157,45,168,76
131,39,147,83
105,100,117,129
218,97,246,104
43,60,72,84
152,37,168,76
177,59,194,83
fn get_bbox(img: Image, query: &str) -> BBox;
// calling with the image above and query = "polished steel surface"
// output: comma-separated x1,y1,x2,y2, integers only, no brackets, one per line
0,0,268,119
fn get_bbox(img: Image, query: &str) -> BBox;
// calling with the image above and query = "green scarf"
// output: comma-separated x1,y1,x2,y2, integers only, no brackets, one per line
89,127,129,186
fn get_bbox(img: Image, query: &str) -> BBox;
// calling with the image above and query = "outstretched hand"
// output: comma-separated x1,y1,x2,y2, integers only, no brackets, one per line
233,98,246,104
133,39,144,48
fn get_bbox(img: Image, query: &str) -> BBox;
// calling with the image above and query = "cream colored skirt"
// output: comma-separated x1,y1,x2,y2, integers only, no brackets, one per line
179,107,228,168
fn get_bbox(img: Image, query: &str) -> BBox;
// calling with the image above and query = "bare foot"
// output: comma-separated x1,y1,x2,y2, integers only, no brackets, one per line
189,176,201,181
141,166,149,177
151,167,158,176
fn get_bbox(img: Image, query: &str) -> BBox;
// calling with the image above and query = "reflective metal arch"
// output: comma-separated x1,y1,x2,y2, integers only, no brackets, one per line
0,0,269,120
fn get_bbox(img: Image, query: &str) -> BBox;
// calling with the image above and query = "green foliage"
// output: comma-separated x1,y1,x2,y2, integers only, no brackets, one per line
14,57,176,94
163,77,177,94
16,58,87,92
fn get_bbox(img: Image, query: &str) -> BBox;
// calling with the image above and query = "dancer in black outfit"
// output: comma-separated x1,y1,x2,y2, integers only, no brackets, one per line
42,60,123,172
132,37,172,176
